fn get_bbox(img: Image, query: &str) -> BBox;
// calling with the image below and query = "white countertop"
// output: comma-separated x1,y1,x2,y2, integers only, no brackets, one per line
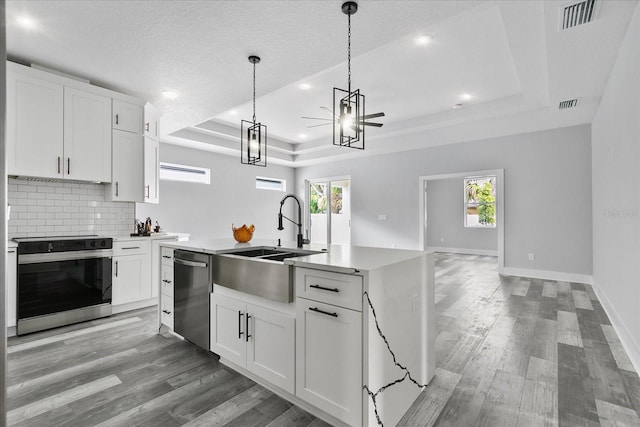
161,238,430,273
112,232,190,242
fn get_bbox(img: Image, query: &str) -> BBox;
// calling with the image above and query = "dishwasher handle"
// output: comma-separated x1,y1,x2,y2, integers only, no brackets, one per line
174,258,209,268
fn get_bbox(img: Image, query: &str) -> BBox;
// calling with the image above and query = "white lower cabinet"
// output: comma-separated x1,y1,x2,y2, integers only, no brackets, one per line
112,240,151,306
211,293,295,393
296,297,362,426
7,248,17,328
159,247,175,329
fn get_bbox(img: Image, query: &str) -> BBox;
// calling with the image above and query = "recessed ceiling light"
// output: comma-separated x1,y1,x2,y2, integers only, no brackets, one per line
228,109,238,115
453,103,464,109
162,90,178,99
16,15,37,30
299,133,307,139
298,83,311,90
460,93,473,101
415,35,433,46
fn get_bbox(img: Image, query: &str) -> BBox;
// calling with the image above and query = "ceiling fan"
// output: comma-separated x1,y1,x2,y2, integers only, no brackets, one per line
302,106,385,130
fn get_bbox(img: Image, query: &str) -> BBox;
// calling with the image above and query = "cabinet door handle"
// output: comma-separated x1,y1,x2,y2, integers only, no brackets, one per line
238,311,244,339
246,314,251,342
162,279,171,284
162,255,172,259
57,156,61,174
67,158,70,175
162,309,171,315
115,114,119,125
309,307,338,318
115,260,118,277
115,182,119,197
310,284,340,293
145,122,150,132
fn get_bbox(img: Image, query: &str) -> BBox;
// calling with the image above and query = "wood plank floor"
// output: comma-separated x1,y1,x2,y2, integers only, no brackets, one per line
7,253,640,426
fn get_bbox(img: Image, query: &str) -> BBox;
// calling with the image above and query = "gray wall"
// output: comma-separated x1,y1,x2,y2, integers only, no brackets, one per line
592,3,640,368
426,178,497,253
136,143,296,242
295,125,592,275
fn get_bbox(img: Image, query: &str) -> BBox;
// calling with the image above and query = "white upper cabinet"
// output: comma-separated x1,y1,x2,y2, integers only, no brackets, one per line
108,130,143,202
113,100,143,134
144,102,161,140
143,137,160,204
6,71,64,179
63,87,112,182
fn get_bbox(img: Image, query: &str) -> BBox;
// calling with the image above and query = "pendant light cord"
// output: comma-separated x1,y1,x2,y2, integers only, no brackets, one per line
252,61,257,124
347,10,351,94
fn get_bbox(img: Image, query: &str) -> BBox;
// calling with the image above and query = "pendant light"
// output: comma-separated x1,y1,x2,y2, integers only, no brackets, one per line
333,2,385,150
241,55,267,166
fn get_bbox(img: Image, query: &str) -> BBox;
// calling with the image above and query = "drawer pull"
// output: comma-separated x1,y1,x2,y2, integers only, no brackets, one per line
162,255,172,259
309,307,338,318
122,246,140,250
162,279,172,284
310,284,340,293
162,309,171,315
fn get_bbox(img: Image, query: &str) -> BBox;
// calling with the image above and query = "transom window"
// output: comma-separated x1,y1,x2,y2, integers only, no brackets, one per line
464,176,496,228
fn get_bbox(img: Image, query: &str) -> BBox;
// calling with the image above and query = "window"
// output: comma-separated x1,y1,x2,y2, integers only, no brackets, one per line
256,176,286,192
159,162,210,184
464,176,496,227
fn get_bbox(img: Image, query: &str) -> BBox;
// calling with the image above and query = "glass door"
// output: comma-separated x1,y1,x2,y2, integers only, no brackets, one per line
307,178,351,245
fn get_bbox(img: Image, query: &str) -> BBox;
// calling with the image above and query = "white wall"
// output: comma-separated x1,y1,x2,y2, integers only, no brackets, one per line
592,2,640,370
426,178,498,253
136,143,296,242
295,125,592,276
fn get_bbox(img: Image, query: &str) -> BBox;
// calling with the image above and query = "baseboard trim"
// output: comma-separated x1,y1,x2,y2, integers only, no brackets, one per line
427,246,498,257
112,298,157,315
500,267,592,284
591,278,640,375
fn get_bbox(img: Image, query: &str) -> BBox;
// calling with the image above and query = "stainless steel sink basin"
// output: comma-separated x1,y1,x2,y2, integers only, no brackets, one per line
212,247,322,302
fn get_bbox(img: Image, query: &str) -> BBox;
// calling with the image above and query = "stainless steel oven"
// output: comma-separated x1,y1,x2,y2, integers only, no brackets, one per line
14,236,113,335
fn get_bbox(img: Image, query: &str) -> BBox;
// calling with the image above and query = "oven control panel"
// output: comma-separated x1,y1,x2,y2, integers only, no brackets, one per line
17,237,113,254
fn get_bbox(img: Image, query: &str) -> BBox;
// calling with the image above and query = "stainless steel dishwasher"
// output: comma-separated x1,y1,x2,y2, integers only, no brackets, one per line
173,250,212,350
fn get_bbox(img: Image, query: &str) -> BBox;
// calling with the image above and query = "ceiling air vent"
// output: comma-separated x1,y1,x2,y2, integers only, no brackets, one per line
559,98,580,110
560,0,598,30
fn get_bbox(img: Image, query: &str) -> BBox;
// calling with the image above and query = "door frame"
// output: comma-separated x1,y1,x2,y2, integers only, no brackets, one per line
418,169,504,273
305,175,351,245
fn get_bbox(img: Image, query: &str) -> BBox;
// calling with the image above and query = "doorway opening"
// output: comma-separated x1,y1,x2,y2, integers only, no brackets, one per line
306,177,351,245
419,169,504,273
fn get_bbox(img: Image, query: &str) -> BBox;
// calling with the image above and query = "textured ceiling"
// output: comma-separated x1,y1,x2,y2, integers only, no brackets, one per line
6,0,640,166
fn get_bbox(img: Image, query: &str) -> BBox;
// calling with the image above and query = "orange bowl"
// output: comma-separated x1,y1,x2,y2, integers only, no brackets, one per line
232,224,255,243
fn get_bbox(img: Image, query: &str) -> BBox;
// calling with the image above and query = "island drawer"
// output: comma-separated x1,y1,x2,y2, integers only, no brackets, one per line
160,295,174,329
113,240,149,256
295,268,362,311
161,266,174,297
161,247,174,266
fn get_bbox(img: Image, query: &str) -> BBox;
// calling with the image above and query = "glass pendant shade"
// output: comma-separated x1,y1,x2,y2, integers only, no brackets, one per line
333,87,365,149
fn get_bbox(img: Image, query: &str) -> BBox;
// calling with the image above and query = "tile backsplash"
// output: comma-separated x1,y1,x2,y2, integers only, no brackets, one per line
8,178,134,239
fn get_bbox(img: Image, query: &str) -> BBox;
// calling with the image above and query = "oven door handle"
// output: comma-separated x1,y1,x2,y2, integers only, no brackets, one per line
18,250,114,264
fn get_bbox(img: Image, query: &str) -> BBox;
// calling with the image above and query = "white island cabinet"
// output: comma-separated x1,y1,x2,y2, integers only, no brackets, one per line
157,238,435,427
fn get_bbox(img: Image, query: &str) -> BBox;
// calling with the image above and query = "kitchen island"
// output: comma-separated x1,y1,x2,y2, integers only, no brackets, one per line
159,238,435,427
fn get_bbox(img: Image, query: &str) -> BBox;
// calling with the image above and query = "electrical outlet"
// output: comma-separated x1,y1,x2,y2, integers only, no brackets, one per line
378,214,387,221
528,253,535,261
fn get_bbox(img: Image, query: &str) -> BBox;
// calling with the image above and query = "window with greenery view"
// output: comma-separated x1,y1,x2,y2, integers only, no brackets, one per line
464,176,496,228
309,183,344,215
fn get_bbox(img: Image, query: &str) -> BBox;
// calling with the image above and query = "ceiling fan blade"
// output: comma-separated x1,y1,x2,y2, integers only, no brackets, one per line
321,106,339,119
362,112,385,119
362,122,383,127
301,116,333,121
307,123,333,128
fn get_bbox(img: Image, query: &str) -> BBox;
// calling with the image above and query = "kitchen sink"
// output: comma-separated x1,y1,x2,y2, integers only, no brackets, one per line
212,247,323,303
